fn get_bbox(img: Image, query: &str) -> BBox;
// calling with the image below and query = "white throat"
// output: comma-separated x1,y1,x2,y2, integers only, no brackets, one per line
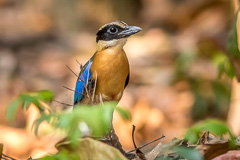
97,38,127,51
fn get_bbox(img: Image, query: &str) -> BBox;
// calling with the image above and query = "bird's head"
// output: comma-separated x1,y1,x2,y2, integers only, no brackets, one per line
96,21,142,51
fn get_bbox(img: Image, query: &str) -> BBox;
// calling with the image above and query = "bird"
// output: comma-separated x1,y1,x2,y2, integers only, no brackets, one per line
74,21,142,105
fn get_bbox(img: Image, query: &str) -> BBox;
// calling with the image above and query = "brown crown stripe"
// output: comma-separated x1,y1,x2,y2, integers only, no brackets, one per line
99,21,128,31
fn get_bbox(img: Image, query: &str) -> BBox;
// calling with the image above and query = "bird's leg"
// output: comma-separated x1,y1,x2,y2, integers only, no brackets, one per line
101,121,136,159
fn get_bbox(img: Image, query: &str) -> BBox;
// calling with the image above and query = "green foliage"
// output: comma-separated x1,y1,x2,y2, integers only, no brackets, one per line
191,80,231,120
211,81,231,109
191,80,230,120
155,138,203,160
227,12,240,57
6,91,132,159
7,91,131,147
37,90,54,101
175,51,196,78
33,114,55,135
213,54,235,79
184,119,235,144
31,102,125,145
6,99,21,122
174,146,203,160
174,51,231,120
59,103,116,142
6,90,53,122
40,150,79,160
191,91,208,120
115,107,131,121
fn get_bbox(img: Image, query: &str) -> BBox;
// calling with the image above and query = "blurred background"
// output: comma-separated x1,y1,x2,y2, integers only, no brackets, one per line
0,0,238,159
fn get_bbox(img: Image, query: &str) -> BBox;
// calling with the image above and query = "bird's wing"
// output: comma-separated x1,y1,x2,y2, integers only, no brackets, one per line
74,59,93,104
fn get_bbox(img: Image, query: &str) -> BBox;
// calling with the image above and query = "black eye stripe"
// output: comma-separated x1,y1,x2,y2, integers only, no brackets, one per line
96,24,125,42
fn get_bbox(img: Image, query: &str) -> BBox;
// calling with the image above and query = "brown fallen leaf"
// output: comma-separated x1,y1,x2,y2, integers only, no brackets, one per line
56,138,127,160
197,139,233,160
145,142,163,160
212,150,240,160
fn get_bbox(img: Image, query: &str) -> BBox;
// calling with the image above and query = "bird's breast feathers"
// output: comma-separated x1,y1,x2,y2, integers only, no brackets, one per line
91,47,129,101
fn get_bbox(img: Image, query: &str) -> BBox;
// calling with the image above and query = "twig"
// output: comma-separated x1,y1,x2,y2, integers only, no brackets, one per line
66,65,78,78
128,135,165,153
62,86,86,97
76,60,81,66
132,125,137,150
53,100,73,106
131,125,146,160
2,154,16,160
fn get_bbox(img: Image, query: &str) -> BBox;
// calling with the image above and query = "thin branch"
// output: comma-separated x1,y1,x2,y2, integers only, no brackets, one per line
66,65,78,78
128,135,165,153
131,125,146,160
2,154,16,160
76,60,81,66
77,78,87,86
53,100,73,106
62,86,86,96
132,125,137,150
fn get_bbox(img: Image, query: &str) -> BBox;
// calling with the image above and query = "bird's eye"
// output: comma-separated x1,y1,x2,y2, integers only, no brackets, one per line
109,27,118,34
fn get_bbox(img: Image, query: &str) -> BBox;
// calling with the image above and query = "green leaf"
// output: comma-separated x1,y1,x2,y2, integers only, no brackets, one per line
184,119,235,143
41,149,79,160
211,81,231,110
227,12,240,57
115,107,131,121
57,102,117,143
174,146,203,160
212,53,235,79
32,114,53,135
6,99,21,122
225,61,235,78
6,90,54,124
37,90,54,101
19,93,40,109
192,92,208,120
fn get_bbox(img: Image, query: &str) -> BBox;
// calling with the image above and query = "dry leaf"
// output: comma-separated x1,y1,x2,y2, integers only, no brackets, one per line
56,138,127,160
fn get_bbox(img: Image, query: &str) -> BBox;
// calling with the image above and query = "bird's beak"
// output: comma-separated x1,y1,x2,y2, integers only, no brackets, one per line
117,26,142,37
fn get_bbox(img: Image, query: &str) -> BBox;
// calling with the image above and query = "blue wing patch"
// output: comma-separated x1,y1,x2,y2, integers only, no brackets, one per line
74,60,93,104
